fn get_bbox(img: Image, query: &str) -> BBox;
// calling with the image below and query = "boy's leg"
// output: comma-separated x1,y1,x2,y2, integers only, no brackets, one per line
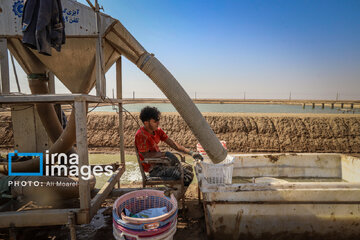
150,164,194,186
164,152,180,166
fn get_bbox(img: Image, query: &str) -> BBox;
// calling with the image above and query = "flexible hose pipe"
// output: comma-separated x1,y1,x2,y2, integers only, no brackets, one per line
137,53,227,163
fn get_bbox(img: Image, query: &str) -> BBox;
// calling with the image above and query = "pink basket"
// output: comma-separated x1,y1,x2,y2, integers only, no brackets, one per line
113,217,175,238
113,219,177,240
114,190,177,225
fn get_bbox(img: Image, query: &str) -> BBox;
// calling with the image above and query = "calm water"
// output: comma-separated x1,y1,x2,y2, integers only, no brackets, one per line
93,103,359,114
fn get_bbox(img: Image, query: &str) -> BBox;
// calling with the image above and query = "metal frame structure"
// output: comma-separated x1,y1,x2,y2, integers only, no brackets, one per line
0,37,126,238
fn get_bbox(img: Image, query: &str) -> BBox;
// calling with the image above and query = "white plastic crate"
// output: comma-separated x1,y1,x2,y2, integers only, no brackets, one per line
199,155,234,184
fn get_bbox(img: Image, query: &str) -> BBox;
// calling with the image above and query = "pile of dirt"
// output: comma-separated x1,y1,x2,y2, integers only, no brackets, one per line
1,112,359,153
0,112,13,148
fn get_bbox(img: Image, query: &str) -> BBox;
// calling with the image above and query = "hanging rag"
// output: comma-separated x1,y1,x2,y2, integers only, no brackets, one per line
22,0,66,56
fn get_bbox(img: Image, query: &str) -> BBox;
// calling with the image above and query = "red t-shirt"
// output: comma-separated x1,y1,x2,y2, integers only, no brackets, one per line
135,127,169,172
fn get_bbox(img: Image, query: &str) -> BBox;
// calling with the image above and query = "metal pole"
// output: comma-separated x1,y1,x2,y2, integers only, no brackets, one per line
0,38,10,94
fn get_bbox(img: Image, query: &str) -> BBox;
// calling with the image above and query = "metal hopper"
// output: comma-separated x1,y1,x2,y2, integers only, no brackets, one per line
0,0,227,162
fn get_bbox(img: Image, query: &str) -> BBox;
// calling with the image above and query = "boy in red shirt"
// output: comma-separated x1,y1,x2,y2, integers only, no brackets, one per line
135,106,203,187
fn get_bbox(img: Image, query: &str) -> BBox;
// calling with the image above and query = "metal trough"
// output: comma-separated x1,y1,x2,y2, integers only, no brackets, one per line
196,153,360,239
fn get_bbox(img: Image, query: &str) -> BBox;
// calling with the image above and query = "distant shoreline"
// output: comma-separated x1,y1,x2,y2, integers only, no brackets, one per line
85,98,360,110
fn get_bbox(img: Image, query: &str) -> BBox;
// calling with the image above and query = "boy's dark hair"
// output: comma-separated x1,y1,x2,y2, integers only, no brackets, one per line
140,106,161,122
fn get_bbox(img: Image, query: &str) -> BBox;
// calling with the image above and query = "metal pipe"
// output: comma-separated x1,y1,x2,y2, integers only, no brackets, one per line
29,78,77,156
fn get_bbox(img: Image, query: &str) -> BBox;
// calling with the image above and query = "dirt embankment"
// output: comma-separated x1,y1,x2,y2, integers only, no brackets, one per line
0,113,13,148
1,112,360,153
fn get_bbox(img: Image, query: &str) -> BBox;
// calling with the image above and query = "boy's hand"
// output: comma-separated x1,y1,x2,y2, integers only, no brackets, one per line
189,151,203,161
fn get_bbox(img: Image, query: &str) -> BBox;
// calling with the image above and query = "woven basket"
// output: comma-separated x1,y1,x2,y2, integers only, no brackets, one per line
113,219,177,240
113,190,177,228
113,209,178,231
113,217,175,238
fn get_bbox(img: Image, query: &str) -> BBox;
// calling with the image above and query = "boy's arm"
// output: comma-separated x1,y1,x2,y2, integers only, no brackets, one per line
164,138,203,160
164,137,190,154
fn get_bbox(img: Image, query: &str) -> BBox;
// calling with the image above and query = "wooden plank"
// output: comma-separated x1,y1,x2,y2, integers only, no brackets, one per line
34,106,51,152
90,166,125,217
116,57,125,166
0,38,10,94
74,100,90,223
48,72,55,94
116,57,122,99
11,105,37,152
10,54,20,92
95,36,104,96
11,104,50,153
0,209,80,228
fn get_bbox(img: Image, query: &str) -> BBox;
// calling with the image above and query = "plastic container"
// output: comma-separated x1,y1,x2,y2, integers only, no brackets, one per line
113,217,176,239
197,141,227,156
199,155,234,184
113,209,178,231
113,219,177,240
113,190,177,230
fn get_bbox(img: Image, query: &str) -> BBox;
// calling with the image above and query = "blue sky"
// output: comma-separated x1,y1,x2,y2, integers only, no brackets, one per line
10,0,360,99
